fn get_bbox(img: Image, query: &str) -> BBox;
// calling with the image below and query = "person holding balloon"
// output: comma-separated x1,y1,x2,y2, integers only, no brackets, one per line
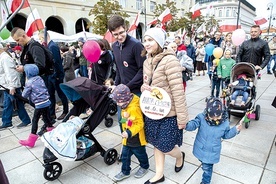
236,25,270,71
210,58,221,98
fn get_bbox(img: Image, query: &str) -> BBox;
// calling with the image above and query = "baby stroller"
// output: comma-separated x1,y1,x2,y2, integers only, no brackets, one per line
61,77,117,127
226,63,261,128
41,77,118,181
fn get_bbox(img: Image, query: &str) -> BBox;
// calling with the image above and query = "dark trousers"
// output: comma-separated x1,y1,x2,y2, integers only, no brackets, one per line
47,75,68,117
211,79,221,98
0,160,9,184
31,107,52,134
121,145,149,175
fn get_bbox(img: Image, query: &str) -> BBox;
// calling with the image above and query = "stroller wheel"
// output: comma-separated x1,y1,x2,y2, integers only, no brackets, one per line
104,148,118,165
104,117,113,127
254,105,261,120
43,162,62,181
245,121,250,129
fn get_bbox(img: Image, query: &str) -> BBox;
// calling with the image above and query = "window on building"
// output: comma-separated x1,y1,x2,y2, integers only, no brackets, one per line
136,0,142,10
119,0,126,8
219,10,222,17
233,9,237,17
150,1,156,12
226,9,230,17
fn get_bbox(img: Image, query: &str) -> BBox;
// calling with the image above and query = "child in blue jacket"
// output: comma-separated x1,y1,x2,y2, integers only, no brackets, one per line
19,64,53,148
185,97,242,184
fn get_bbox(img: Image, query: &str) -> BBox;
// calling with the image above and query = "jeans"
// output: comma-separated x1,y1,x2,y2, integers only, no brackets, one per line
1,88,31,126
121,145,149,175
221,77,230,90
211,79,221,97
231,90,249,102
201,162,213,184
269,54,276,72
80,65,88,77
47,75,68,117
74,68,80,78
31,107,52,134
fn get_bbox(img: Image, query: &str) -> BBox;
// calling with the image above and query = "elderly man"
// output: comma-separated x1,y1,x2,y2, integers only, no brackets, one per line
236,25,270,71
0,43,31,130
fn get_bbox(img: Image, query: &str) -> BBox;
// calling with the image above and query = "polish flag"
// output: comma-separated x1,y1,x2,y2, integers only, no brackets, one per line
219,20,240,32
182,28,187,41
6,0,30,13
190,3,201,19
128,12,140,38
206,3,214,16
158,8,172,24
25,8,44,37
254,17,267,26
147,18,158,26
1,3,9,27
104,30,116,43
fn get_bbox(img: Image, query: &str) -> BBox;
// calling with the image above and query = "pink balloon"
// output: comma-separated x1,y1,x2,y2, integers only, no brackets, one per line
82,40,101,63
232,29,246,46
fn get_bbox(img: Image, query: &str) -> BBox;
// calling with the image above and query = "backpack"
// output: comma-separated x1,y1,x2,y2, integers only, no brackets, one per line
105,50,116,80
29,41,55,75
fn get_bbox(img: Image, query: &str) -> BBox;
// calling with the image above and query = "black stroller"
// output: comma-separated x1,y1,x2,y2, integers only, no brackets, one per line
226,63,261,128
41,77,118,181
61,77,117,127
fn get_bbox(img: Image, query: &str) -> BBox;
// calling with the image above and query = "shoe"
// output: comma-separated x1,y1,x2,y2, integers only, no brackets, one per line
19,133,38,148
57,113,67,120
0,124,14,131
267,71,272,74
113,172,130,182
240,101,245,107
134,167,148,178
17,122,31,129
273,70,276,78
37,124,47,136
175,152,185,172
144,175,165,184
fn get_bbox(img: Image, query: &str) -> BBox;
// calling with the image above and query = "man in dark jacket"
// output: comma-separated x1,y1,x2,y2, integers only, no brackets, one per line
107,15,146,132
236,25,270,71
38,31,68,122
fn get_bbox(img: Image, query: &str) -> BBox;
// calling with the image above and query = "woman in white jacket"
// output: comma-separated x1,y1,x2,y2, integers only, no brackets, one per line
0,43,31,130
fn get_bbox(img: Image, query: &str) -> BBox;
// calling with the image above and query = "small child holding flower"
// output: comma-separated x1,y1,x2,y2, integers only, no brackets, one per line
112,84,149,182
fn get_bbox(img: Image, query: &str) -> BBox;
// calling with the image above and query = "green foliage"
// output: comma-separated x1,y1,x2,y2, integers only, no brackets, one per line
88,0,129,35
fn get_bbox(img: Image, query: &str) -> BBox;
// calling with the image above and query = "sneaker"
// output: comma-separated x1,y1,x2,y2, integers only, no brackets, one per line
37,125,47,136
0,124,14,131
113,172,130,182
134,167,148,178
267,71,272,74
57,113,67,120
17,122,31,129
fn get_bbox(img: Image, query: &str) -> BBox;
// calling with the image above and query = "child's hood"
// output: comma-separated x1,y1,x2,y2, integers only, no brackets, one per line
24,64,39,79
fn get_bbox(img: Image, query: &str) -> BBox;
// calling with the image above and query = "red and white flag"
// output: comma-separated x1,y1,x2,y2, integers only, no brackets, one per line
219,20,240,32
254,17,267,26
104,30,116,44
6,0,30,13
196,23,206,33
25,8,44,37
190,3,201,19
182,28,187,41
158,8,172,24
1,2,9,27
206,3,214,16
128,12,140,38
147,18,158,26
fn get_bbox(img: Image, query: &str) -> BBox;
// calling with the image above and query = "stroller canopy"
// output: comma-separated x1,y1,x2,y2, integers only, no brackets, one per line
60,77,107,110
230,63,257,86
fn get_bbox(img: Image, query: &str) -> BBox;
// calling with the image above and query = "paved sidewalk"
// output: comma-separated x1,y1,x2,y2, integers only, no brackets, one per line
0,70,275,184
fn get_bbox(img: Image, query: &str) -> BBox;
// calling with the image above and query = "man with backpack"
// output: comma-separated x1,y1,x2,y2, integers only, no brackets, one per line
11,27,55,128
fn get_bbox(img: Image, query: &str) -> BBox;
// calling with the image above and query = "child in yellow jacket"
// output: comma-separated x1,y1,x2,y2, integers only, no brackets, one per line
112,84,149,182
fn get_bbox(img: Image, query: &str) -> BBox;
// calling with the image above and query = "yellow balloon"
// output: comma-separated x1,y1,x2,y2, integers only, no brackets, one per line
213,47,223,59
213,59,220,65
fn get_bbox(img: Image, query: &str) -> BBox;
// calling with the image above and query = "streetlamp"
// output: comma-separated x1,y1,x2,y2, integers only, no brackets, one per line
267,2,274,36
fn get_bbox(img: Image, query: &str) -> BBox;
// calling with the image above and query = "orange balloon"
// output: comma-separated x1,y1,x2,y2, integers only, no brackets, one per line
213,47,223,59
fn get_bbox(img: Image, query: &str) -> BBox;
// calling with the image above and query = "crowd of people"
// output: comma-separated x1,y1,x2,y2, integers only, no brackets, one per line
0,15,274,183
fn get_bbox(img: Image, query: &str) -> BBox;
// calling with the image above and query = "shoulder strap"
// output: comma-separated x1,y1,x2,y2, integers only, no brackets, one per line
149,61,161,86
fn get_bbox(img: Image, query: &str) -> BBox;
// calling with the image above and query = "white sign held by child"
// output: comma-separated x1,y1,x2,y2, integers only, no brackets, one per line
140,87,171,120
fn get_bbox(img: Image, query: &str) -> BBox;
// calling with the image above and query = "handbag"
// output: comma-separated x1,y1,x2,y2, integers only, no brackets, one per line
182,71,190,82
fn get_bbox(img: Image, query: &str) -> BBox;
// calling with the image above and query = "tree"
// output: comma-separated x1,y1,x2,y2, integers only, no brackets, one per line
88,0,129,35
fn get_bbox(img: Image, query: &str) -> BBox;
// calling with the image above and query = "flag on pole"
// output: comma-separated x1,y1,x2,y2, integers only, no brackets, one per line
128,12,140,38
82,19,87,40
219,20,240,32
190,3,201,19
196,23,206,33
147,18,158,27
25,8,44,37
1,2,9,27
158,8,172,25
206,3,214,16
104,30,116,44
254,17,267,26
6,0,30,13
182,28,187,41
